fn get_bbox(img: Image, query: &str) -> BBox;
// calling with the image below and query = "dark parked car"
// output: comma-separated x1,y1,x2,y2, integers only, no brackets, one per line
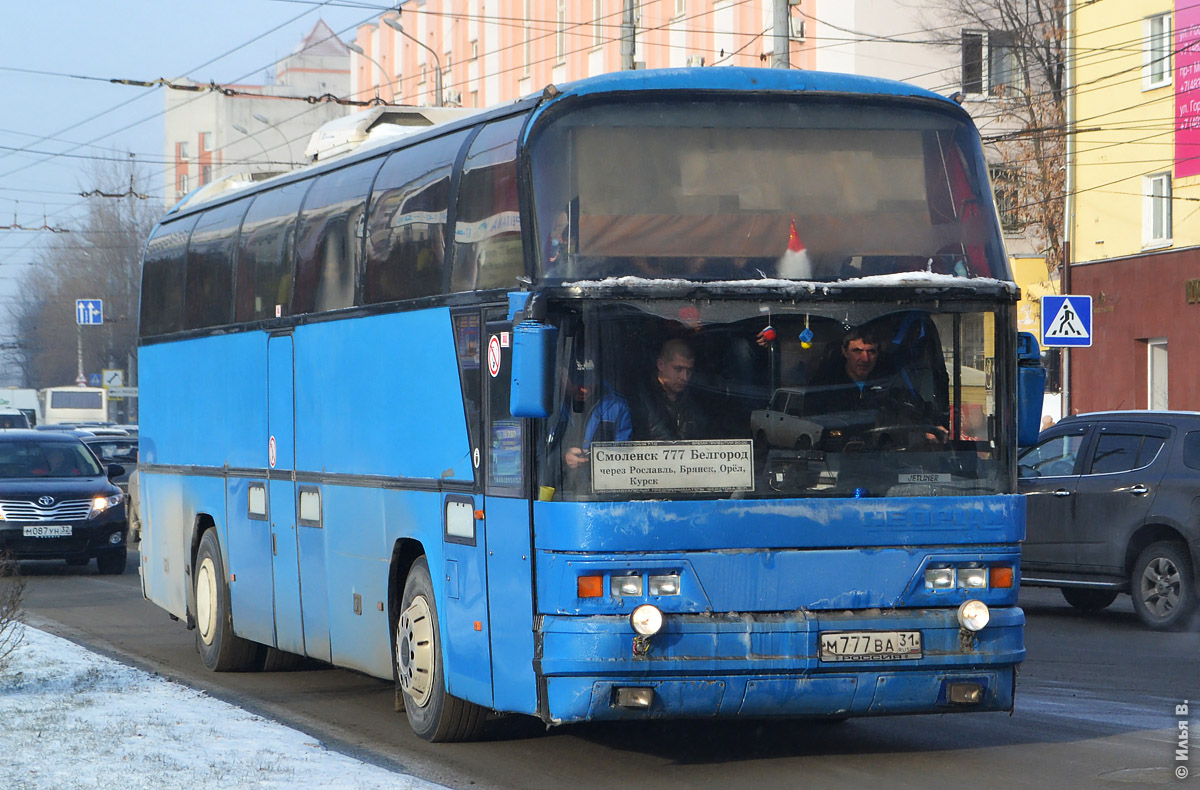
1018,411,1200,630
0,430,129,574
81,435,137,493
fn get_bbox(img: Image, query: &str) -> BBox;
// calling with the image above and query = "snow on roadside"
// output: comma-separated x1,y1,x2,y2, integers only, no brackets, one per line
0,625,445,790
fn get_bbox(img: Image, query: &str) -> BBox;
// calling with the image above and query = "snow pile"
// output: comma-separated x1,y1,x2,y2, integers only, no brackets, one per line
0,626,443,790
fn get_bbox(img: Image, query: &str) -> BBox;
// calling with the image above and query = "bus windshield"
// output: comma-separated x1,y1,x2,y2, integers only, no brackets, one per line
536,299,1010,501
529,97,1009,283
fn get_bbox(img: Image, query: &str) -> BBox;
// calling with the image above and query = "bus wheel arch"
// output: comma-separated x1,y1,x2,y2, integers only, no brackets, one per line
394,555,487,742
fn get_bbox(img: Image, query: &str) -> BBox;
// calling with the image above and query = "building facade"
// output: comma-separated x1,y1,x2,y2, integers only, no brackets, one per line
1068,1,1200,413
163,20,353,208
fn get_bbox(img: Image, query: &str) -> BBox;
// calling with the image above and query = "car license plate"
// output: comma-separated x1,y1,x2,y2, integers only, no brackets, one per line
819,630,922,662
22,525,72,538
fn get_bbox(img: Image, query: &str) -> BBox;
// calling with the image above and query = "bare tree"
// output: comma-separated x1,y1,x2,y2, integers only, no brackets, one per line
8,157,160,391
0,552,25,673
924,0,1067,277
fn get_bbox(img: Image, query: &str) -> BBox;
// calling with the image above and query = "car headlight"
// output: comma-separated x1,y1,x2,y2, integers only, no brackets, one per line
89,494,123,519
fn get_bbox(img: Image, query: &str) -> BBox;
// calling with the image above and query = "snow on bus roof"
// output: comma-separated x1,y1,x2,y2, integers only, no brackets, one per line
558,271,1018,294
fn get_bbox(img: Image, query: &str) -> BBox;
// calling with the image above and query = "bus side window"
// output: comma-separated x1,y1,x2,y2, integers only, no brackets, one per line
184,199,250,331
365,131,470,304
141,215,199,337
451,114,528,292
293,158,384,314
236,179,311,322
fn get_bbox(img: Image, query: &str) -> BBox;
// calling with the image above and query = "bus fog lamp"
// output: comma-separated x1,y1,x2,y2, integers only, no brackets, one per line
924,566,955,590
648,574,680,596
615,687,654,708
612,575,643,597
947,681,985,704
957,600,990,631
957,568,988,589
630,604,663,636
108,532,122,545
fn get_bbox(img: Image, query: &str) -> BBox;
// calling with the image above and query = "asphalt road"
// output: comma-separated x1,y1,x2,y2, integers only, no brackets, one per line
13,552,1199,789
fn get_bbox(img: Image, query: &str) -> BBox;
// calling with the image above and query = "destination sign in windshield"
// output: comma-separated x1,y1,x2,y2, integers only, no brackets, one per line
590,440,754,493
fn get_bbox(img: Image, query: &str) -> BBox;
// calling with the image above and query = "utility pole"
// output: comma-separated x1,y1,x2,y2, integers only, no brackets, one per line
621,0,636,71
773,0,791,69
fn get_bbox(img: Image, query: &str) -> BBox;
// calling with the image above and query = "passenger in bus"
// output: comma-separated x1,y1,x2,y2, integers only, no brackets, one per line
544,361,633,491
634,338,711,441
543,210,569,272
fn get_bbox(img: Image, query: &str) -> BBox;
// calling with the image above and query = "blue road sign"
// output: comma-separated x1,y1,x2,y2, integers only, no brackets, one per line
88,373,101,387
75,299,103,326
1041,295,1092,348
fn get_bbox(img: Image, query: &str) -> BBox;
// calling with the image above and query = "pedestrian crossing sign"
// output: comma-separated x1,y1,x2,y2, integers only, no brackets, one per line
1041,295,1092,347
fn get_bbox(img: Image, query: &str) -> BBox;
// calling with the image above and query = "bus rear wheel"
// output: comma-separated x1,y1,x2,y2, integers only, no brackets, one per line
194,529,260,671
396,557,486,742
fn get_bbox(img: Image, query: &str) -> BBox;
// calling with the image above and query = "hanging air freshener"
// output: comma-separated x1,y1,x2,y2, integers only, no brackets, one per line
758,311,776,345
798,315,814,349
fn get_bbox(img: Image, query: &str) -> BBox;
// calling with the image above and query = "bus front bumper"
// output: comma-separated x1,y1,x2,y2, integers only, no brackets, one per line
535,606,1023,723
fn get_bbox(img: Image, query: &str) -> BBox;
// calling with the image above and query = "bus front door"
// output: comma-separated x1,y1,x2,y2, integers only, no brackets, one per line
481,316,537,715
267,333,305,655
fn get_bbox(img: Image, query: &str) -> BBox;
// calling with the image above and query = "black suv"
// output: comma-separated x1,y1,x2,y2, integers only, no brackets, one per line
1018,411,1200,630
0,430,129,574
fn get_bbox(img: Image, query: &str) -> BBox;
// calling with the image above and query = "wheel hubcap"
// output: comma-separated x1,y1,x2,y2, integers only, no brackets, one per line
196,556,217,645
396,595,435,707
1140,557,1181,618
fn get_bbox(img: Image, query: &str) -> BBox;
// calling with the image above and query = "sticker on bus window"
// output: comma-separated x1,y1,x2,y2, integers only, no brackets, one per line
590,440,754,493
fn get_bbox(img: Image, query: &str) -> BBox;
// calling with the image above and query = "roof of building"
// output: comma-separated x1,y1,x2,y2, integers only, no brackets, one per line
293,19,348,57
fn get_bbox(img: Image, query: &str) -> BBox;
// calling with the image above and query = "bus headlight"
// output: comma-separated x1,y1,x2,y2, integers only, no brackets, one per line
957,567,989,590
924,565,955,590
630,604,663,636
648,574,680,596
611,575,643,597
957,599,990,632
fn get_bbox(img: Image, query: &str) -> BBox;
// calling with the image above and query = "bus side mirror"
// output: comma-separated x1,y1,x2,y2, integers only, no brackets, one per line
1016,331,1046,448
511,320,558,418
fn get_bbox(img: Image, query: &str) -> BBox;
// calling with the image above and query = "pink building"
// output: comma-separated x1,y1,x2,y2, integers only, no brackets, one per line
351,2,813,109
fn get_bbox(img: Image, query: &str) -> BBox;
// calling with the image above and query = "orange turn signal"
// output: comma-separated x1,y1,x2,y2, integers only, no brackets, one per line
989,566,1014,589
577,575,604,598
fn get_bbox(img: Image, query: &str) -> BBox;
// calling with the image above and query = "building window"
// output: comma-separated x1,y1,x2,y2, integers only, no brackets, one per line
675,0,686,18
557,0,566,61
962,30,1016,97
1144,13,1171,90
199,132,212,152
1144,172,1172,246
524,0,533,75
990,165,1023,234
178,172,189,196
177,141,189,161
593,0,604,48
200,164,212,186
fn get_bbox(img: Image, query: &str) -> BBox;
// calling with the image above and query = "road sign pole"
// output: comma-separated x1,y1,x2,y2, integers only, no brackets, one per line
76,324,85,386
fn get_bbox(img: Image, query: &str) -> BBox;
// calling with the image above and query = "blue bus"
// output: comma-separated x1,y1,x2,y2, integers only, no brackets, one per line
137,68,1044,741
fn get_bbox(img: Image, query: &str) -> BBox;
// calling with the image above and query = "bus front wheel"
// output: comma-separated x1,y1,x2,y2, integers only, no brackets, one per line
194,529,260,671
396,557,486,742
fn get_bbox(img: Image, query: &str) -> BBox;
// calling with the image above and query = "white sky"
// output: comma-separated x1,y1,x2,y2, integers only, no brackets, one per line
2,625,444,790
0,2,381,373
